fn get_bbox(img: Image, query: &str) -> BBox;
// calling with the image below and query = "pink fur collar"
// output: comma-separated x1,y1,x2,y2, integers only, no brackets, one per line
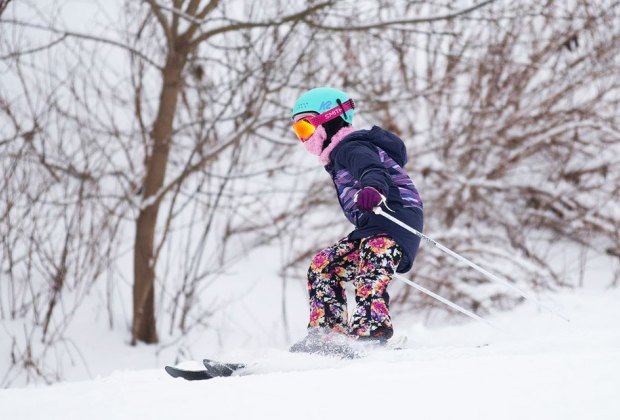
319,126,357,165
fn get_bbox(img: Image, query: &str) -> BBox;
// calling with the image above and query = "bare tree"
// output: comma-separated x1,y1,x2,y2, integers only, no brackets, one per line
128,0,344,344
0,16,125,383
1,0,340,382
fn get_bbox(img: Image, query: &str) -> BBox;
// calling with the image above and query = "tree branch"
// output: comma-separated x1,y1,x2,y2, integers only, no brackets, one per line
304,0,498,31
145,0,174,50
183,0,220,40
188,1,333,47
171,0,184,34
0,0,12,18
147,0,220,42
0,19,163,70
0,34,68,60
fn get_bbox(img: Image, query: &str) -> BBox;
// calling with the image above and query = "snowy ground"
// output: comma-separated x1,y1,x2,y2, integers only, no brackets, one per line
1,288,619,420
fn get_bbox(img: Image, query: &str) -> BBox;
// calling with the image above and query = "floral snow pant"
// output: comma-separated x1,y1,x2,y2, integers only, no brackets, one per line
307,234,403,339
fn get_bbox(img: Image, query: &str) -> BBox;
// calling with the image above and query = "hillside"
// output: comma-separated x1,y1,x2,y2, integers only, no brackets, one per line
1,288,618,420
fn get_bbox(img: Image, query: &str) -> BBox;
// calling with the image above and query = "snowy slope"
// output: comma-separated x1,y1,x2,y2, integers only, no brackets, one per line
1,288,619,420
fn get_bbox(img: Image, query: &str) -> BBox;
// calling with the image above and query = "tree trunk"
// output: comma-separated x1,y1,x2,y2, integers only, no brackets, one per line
132,51,186,345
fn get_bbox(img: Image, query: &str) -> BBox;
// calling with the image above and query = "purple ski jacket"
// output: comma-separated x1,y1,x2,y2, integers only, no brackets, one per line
325,126,424,272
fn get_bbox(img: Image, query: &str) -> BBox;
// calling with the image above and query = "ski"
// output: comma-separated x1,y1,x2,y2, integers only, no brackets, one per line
165,359,246,381
164,365,213,381
165,337,409,381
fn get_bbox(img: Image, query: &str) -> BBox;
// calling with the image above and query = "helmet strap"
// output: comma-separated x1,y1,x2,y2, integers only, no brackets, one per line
336,98,348,121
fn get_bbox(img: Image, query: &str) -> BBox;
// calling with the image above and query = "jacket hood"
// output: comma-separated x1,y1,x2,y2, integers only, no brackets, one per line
340,126,408,167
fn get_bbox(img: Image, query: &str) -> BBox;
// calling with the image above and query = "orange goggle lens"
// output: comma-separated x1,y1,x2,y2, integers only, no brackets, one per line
292,119,316,142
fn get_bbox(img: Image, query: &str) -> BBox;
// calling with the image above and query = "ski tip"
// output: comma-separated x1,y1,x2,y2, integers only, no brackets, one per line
164,365,181,378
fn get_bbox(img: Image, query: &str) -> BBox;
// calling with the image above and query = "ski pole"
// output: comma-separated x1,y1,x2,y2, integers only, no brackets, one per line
374,206,570,322
393,273,497,329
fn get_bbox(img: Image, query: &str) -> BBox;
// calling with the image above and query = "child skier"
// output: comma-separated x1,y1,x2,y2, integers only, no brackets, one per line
289,87,424,353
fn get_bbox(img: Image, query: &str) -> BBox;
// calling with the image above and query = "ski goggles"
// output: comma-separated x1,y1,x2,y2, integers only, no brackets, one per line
291,99,355,142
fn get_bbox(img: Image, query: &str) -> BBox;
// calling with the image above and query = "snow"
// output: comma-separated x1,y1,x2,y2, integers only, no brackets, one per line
2,1,619,419
1,288,619,420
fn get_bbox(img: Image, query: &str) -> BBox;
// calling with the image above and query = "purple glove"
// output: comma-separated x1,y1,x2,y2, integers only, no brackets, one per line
355,187,384,212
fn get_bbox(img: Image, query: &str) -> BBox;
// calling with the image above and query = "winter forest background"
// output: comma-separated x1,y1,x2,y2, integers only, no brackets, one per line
1,0,619,387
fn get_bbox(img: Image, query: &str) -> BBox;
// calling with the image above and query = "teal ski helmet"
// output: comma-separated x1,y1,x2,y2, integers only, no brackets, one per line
291,87,355,124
